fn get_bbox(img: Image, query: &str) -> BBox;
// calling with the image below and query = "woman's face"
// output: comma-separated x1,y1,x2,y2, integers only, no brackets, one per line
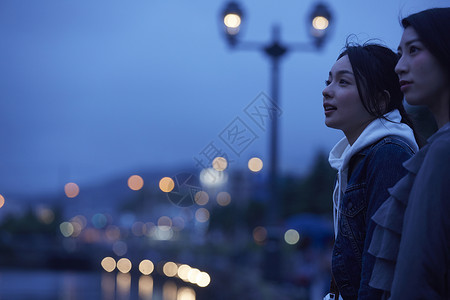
395,26,449,111
322,55,373,144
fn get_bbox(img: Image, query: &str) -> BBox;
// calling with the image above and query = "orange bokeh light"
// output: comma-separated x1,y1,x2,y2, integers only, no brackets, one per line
159,177,175,193
128,175,144,191
64,182,79,198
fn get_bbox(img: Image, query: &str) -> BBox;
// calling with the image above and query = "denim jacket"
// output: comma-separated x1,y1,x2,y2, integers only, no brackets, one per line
332,136,415,300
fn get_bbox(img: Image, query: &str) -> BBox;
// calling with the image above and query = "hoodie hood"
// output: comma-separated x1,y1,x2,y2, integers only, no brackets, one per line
329,109,419,236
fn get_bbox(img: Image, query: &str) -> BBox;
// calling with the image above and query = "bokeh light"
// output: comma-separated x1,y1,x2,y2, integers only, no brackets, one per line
0,195,5,208
196,272,211,287
64,182,79,198
216,191,231,206
312,16,329,30
253,226,267,244
60,222,74,237
159,177,175,193
188,268,201,284
212,157,228,171
139,259,154,275
172,216,185,231
224,13,241,28
163,261,178,277
199,168,227,187
128,175,144,191
117,258,132,273
101,257,116,272
36,206,54,224
132,221,145,236
92,213,108,229
195,208,210,223
248,157,263,172
284,229,300,245
194,191,209,206
158,216,172,228
113,241,128,256
105,225,121,241
71,215,87,229
178,264,191,282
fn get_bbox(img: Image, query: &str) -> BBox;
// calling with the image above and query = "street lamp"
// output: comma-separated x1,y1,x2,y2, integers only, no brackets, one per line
219,1,333,282
220,0,333,216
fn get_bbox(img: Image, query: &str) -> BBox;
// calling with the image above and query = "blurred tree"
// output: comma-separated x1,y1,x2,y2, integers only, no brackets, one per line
281,150,335,216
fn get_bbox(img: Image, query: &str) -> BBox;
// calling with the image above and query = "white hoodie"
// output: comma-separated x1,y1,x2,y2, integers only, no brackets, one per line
328,109,419,238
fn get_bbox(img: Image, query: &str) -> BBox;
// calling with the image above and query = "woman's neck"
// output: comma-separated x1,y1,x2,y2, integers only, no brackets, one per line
429,89,450,129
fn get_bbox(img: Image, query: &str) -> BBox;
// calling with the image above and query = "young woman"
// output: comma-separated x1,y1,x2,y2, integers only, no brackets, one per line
368,8,450,299
323,43,419,299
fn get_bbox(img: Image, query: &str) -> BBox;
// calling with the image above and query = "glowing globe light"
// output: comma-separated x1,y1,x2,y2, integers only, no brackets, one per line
159,177,175,193
194,191,209,206
224,13,241,28
139,259,154,275
312,16,329,30
199,168,227,187
0,194,5,208
196,272,211,287
187,268,201,284
60,222,74,237
195,208,210,223
128,175,144,191
163,261,178,277
216,191,231,206
284,229,300,245
212,157,228,171
248,157,263,172
101,257,116,272
177,264,191,282
64,182,79,198
117,258,132,273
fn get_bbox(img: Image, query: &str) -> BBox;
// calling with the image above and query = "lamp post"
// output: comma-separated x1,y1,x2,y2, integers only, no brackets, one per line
221,1,333,220
220,1,333,282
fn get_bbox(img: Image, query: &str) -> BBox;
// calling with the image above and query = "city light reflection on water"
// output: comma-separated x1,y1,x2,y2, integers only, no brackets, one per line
0,270,198,300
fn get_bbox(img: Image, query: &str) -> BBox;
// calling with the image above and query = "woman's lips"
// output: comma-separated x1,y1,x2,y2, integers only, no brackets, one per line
399,80,413,92
323,103,337,116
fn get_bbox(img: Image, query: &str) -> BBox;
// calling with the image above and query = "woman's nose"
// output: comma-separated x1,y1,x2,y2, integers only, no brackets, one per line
395,55,407,75
323,85,332,99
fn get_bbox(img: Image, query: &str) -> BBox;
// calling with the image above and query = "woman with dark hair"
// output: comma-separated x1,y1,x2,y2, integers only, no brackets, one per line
322,43,419,299
368,7,450,300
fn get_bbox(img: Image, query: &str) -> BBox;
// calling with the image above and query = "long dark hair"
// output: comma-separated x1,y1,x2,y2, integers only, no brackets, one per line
338,42,414,130
401,7,450,120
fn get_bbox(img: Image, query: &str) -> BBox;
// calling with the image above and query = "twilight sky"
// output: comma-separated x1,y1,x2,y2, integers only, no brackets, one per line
0,0,447,197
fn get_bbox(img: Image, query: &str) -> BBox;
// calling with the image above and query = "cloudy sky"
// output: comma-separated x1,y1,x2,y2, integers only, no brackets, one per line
0,0,447,197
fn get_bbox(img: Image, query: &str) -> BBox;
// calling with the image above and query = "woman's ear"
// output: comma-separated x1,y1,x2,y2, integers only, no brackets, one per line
379,90,391,113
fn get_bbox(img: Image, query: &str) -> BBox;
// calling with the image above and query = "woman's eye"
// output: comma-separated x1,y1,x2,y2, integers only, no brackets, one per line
409,45,419,54
339,79,349,85
325,80,331,86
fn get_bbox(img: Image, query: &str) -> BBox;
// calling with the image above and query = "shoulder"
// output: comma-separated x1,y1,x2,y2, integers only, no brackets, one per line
365,136,415,162
421,133,450,171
